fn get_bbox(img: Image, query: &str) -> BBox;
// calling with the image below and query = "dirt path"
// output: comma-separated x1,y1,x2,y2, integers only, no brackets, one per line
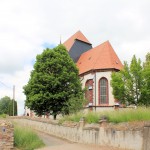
36,131,124,150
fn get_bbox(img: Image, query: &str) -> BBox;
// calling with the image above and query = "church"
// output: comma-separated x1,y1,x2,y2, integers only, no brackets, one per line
25,30,123,116
63,31,123,111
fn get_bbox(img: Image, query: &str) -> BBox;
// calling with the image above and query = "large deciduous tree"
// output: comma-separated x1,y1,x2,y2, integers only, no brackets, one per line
23,45,84,119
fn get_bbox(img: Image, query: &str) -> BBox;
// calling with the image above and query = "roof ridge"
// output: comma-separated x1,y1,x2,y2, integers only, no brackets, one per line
63,30,91,51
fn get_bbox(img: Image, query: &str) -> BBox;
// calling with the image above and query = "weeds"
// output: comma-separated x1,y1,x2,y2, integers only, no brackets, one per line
14,125,44,150
59,107,150,124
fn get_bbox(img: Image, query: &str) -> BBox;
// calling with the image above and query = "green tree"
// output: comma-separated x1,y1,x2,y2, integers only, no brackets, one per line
130,55,142,104
140,53,150,106
0,96,11,114
111,55,142,105
24,45,84,119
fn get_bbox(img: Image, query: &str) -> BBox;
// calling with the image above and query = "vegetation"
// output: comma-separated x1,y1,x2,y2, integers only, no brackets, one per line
0,114,7,118
24,45,84,119
14,125,44,150
140,53,150,106
0,96,17,116
111,53,150,106
106,108,150,123
59,107,150,124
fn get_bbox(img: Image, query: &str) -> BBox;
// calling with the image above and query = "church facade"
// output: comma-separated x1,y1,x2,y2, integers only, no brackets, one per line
63,31,123,111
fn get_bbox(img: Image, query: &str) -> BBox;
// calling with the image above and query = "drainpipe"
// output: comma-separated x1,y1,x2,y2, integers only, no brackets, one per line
95,72,96,112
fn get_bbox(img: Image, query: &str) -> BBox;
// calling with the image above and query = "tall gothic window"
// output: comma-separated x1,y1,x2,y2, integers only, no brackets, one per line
99,78,108,104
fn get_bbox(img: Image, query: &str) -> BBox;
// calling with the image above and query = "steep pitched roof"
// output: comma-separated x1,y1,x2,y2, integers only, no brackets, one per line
77,41,123,75
63,30,91,51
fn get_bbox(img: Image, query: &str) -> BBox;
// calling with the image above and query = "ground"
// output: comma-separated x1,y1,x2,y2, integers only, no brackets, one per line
36,130,124,150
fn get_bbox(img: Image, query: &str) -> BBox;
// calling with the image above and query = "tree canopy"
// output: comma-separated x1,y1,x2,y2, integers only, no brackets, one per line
111,54,150,106
0,96,17,116
140,53,150,106
23,45,84,119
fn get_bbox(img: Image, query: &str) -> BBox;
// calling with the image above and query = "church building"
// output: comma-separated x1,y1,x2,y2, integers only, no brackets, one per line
25,30,123,116
63,31,123,111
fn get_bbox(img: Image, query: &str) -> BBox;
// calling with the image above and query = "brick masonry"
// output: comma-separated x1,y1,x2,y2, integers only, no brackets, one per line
0,120,14,150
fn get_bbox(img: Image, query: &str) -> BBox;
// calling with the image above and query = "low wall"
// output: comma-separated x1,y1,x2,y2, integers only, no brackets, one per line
12,117,150,150
0,120,14,150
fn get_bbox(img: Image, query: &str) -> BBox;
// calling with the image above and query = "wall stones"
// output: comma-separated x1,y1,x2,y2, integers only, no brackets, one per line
0,120,14,150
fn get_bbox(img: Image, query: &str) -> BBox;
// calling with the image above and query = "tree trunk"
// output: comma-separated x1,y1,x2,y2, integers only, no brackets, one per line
53,114,57,120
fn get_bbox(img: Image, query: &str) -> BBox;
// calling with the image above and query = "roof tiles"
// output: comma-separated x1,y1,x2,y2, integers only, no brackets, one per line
76,41,123,75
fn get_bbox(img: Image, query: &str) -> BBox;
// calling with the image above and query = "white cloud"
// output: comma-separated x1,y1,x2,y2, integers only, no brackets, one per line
0,0,150,115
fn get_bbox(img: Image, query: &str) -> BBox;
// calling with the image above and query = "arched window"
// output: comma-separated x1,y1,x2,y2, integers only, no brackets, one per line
99,78,108,104
85,79,93,104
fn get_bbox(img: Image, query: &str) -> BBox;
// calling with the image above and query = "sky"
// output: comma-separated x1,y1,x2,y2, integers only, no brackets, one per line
0,0,150,115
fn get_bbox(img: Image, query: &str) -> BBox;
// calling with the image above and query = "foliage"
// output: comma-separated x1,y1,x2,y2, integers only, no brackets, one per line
0,96,11,114
130,55,142,104
111,55,143,105
106,108,150,123
140,53,150,106
84,112,100,123
0,96,17,116
0,114,7,118
59,112,83,124
59,108,150,124
14,125,44,150
24,45,84,119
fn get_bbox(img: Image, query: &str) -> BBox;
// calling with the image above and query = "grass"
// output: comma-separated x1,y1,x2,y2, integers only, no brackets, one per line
0,114,7,118
106,107,150,123
59,112,83,124
59,107,150,124
14,125,45,150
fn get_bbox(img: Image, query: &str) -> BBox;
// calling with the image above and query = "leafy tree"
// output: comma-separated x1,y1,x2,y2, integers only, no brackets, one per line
0,96,17,116
140,53,150,106
111,55,142,105
24,45,84,119
130,55,142,104
0,96,11,114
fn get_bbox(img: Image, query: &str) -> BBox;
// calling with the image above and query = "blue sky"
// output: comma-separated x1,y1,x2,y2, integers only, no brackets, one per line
0,0,150,115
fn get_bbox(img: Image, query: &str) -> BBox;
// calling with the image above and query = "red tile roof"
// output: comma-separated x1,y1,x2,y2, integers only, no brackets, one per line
63,30,91,51
77,41,123,75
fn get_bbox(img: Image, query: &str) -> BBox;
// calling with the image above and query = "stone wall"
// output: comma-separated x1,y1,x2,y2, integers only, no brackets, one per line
0,120,14,150
12,117,150,150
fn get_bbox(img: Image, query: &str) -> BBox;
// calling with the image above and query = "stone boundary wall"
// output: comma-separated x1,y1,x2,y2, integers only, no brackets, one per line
0,120,14,150
12,117,150,150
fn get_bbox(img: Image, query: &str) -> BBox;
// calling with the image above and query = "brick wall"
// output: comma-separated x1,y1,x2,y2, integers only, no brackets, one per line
0,120,14,150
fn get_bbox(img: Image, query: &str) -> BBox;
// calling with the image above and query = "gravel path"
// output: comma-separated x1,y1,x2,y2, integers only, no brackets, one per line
36,131,124,150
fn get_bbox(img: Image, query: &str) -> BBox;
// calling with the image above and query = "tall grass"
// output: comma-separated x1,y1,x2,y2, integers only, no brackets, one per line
106,107,150,123
59,107,150,124
59,112,83,124
14,125,45,150
0,114,7,118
